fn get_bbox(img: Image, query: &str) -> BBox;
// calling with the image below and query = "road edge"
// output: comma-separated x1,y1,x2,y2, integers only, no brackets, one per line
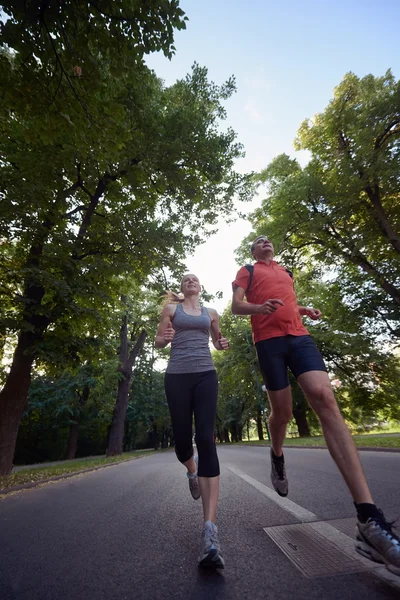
0,455,146,496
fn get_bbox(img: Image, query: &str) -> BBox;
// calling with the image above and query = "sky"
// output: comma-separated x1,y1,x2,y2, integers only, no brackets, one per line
145,0,400,314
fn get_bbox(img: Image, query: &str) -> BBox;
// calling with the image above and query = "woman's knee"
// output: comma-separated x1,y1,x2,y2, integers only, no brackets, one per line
174,443,193,464
195,432,216,454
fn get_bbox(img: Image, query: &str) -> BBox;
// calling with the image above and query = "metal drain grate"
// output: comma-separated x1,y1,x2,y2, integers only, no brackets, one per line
264,523,370,578
328,518,357,539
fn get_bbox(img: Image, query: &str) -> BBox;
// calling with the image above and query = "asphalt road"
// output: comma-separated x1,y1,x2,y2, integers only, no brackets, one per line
1,446,399,600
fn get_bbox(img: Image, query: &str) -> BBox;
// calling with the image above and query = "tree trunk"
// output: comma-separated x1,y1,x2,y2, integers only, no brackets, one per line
65,423,79,460
64,383,90,460
107,375,132,456
107,312,147,457
0,331,40,475
293,406,311,437
256,407,264,441
223,428,230,443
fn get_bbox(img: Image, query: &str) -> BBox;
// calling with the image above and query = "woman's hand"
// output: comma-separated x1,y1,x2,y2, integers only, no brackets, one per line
217,331,229,350
164,321,175,343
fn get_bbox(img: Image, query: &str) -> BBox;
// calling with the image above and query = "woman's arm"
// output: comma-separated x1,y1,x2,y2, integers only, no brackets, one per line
155,304,177,348
209,308,229,350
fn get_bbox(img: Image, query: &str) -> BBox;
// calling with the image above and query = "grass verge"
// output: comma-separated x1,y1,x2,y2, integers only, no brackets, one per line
239,435,400,449
0,450,156,490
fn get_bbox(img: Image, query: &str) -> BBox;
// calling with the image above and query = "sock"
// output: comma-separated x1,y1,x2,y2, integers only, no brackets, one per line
271,448,284,461
355,502,381,523
204,520,215,529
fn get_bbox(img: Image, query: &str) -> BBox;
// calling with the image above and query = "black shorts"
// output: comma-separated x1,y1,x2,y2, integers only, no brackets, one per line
255,335,327,392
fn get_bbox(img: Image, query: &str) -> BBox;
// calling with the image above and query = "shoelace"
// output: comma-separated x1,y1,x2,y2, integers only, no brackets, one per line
370,511,400,545
273,457,286,480
203,527,219,551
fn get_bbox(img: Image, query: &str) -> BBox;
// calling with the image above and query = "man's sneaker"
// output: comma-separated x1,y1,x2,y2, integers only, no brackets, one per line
187,455,201,500
198,521,225,569
270,448,288,497
356,510,400,575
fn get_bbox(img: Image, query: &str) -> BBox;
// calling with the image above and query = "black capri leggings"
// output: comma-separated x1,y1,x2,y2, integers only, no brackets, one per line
164,370,220,478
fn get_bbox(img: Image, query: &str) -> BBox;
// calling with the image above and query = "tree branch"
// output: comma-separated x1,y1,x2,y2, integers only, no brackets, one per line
88,1,141,23
42,18,91,121
374,120,400,149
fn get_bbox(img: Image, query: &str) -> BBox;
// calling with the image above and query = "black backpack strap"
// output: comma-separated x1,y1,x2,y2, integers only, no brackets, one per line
285,268,293,279
244,264,254,295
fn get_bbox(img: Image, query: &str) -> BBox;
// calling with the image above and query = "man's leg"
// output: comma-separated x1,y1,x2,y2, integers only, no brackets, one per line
298,370,400,574
256,337,292,497
267,386,293,457
297,370,373,504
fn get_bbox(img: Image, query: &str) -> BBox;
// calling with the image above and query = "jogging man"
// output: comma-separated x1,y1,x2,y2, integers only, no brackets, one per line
232,235,400,575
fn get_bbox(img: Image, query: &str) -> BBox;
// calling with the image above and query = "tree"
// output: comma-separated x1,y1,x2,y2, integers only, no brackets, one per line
0,3,253,473
106,295,147,456
246,71,400,339
213,307,269,441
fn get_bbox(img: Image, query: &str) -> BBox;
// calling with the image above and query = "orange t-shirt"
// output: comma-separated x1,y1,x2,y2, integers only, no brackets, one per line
232,261,309,343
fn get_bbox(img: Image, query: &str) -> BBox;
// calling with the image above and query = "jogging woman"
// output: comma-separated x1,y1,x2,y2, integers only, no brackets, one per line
155,273,228,569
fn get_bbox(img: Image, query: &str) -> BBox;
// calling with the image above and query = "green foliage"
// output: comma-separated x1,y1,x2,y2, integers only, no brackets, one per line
240,70,400,338
213,306,266,436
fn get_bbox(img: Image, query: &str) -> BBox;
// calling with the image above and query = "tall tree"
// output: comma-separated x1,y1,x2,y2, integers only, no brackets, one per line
107,295,147,456
246,71,400,338
0,4,252,473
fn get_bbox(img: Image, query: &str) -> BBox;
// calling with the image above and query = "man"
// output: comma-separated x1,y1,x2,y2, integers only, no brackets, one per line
232,235,400,574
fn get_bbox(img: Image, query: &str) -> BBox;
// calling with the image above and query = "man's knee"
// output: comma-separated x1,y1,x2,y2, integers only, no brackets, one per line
270,405,293,426
309,385,339,419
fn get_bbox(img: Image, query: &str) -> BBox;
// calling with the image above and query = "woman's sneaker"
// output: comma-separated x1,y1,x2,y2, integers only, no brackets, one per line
187,455,201,500
356,510,400,575
198,521,225,569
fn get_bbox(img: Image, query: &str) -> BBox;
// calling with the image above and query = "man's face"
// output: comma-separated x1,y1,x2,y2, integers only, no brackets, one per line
252,236,274,259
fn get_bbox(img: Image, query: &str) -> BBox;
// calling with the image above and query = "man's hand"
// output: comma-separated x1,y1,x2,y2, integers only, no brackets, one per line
304,307,322,320
257,299,284,315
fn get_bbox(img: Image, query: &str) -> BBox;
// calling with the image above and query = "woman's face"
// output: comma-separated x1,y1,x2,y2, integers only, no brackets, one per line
180,274,201,296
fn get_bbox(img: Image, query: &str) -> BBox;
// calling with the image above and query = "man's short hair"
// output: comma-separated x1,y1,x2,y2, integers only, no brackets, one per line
251,236,267,256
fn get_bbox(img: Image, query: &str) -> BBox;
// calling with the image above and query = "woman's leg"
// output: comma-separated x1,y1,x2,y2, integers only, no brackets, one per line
193,370,220,522
193,370,224,568
164,373,195,473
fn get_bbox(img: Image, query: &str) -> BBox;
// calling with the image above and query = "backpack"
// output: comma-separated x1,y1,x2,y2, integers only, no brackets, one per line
244,264,293,295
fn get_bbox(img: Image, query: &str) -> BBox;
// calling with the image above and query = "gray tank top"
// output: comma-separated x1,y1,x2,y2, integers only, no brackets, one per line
166,303,216,374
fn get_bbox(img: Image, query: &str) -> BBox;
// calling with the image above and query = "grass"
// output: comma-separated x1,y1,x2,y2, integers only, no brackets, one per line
0,450,156,491
239,434,400,449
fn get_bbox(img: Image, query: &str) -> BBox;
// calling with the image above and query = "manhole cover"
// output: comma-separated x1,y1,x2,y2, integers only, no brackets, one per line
264,523,369,578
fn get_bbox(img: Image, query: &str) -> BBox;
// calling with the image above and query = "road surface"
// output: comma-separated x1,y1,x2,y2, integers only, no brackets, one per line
1,446,399,599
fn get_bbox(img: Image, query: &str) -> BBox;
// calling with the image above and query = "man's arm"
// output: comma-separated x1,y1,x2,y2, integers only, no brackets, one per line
232,286,284,316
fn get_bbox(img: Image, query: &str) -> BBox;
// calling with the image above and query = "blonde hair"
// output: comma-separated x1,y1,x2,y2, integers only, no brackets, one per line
161,274,200,308
161,290,184,307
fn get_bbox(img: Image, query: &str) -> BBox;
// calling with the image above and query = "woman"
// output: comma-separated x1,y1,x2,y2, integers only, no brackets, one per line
155,273,229,569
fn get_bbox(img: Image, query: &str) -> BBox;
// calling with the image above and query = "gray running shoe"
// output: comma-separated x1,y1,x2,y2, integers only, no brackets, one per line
198,521,225,569
270,448,288,497
356,511,400,575
187,455,200,500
